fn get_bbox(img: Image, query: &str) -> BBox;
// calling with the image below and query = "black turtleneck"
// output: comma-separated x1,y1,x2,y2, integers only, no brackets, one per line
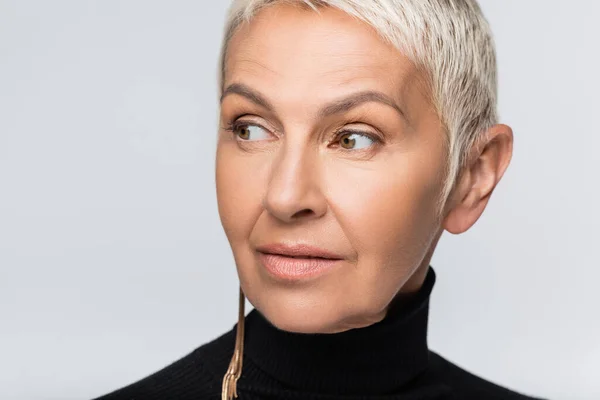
91,267,546,400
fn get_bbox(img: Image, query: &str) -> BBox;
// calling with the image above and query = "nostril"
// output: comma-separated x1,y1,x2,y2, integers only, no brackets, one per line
292,209,314,219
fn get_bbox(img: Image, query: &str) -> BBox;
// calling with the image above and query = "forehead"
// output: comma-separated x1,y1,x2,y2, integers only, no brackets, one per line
223,4,423,109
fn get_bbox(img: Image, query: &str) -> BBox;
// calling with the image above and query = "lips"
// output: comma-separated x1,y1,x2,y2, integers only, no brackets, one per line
255,243,343,260
256,244,344,281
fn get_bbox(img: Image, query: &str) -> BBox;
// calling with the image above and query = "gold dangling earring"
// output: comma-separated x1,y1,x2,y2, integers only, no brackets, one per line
221,286,246,400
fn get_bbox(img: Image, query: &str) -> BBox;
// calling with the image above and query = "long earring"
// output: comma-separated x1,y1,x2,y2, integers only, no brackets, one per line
221,286,246,400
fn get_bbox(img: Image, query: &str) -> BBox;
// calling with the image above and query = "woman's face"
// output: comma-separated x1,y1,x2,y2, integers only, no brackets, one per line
216,4,447,333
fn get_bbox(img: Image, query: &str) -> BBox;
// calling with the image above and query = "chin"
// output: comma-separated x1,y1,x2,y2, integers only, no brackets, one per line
267,312,334,334
253,297,340,334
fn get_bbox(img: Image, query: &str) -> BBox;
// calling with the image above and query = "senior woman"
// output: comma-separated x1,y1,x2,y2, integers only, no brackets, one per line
93,1,545,399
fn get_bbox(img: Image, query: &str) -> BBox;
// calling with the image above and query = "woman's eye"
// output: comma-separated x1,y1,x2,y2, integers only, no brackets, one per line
233,122,271,141
337,131,377,150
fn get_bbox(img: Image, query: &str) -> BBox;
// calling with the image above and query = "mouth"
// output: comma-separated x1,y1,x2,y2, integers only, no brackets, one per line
255,243,344,260
275,255,333,259
255,243,344,281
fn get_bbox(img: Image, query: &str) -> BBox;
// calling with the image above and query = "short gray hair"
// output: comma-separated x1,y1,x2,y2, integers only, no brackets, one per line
218,0,498,220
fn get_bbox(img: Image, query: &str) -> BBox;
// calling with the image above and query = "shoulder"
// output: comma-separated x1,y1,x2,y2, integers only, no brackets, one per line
90,330,235,400
427,350,547,400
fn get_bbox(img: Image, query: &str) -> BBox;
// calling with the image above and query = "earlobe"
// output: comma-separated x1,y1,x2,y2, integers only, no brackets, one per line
442,124,514,235
442,168,480,235
443,189,492,234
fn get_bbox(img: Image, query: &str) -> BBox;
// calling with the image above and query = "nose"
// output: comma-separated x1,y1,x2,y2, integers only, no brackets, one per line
263,140,327,223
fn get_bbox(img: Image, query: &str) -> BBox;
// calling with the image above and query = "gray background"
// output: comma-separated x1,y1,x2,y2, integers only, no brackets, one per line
1,1,598,399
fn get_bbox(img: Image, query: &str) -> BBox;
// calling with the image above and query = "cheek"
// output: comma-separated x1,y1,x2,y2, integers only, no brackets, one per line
325,154,442,268
215,144,266,243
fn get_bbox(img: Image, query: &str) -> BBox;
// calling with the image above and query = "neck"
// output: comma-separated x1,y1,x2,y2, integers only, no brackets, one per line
242,266,436,395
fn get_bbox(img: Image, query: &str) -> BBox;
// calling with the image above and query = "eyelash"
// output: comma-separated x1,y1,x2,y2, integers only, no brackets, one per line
223,118,383,149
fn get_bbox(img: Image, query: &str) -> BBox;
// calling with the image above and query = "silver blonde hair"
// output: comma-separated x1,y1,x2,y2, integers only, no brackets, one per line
217,0,498,221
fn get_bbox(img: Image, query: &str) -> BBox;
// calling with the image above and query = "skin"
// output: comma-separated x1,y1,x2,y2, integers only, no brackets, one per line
215,4,513,334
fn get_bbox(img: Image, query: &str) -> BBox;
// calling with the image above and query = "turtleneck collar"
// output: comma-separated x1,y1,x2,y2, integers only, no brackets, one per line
243,266,436,396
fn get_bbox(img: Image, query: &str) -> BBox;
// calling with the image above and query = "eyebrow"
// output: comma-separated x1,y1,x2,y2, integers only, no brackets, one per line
220,82,407,121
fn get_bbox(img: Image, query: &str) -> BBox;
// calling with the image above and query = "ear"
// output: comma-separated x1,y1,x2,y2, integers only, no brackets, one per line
443,124,514,234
